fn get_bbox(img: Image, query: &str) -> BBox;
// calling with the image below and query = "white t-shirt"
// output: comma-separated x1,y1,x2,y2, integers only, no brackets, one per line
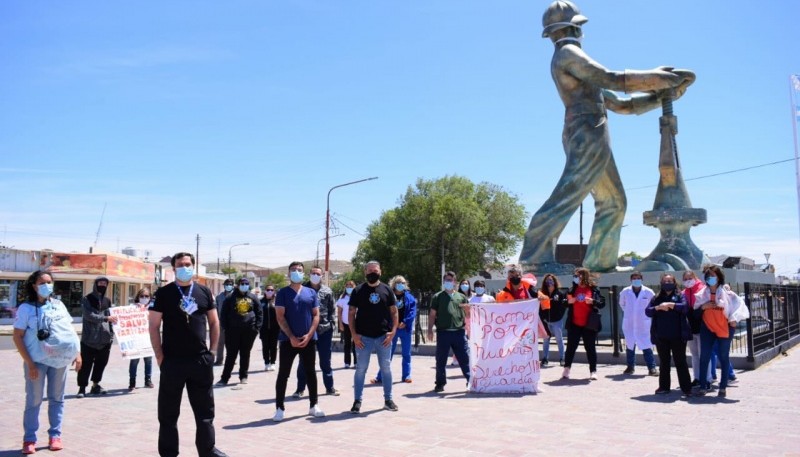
470,294,496,303
335,295,351,325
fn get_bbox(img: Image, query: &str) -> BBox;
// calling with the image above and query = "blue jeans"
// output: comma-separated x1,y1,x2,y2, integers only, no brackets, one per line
297,329,335,392
129,357,153,383
375,326,412,382
626,347,656,369
354,335,393,401
542,320,565,362
699,323,734,390
435,329,470,388
23,362,67,443
710,342,736,380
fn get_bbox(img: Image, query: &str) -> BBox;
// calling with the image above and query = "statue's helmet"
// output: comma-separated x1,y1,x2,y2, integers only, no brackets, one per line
542,1,588,38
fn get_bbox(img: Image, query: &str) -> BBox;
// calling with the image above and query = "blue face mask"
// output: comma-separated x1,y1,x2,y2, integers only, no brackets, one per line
290,270,304,284
460,284,470,293
475,286,485,295
239,284,250,293
224,285,233,292
631,279,643,288
572,276,580,285
175,266,194,282
443,281,454,291
395,283,405,292
706,276,718,287
345,287,354,295
37,283,54,298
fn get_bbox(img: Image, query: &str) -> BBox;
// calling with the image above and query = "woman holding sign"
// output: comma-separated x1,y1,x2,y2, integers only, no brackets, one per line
12,270,81,454
562,267,605,381
129,287,154,391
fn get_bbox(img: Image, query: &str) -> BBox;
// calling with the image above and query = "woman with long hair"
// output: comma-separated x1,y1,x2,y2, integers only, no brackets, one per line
336,280,357,368
12,270,81,454
645,273,692,396
562,267,605,381
693,265,749,397
538,273,568,367
128,287,154,391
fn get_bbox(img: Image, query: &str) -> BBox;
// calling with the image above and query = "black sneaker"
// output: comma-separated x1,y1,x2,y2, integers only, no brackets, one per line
215,379,228,387
717,388,727,398
622,366,635,375
384,399,399,412
648,368,659,377
90,385,107,395
350,400,362,414
540,359,549,368
145,379,155,388
691,379,700,387
434,385,444,393
76,387,86,398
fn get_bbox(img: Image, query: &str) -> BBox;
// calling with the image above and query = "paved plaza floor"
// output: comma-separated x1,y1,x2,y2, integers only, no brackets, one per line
0,340,798,456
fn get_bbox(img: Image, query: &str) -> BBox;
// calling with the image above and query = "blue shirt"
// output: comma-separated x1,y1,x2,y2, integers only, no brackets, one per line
275,285,319,342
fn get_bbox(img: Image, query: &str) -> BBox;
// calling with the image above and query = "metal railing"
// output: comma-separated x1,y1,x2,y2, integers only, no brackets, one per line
331,283,800,366
744,282,800,360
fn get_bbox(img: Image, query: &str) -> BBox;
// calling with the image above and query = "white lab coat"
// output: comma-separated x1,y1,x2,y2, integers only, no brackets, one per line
619,285,655,350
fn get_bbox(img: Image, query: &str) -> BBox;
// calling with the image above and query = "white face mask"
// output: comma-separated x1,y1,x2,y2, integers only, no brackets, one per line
310,274,322,285
139,297,150,305
683,279,696,289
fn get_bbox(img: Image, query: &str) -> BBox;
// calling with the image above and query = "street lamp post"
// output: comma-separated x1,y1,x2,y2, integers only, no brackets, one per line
228,243,250,276
325,177,378,281
317,234,343,267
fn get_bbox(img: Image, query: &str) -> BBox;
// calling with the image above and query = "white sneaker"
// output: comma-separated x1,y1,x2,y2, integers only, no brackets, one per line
590,372,598,381
309,405,325,418
272,408,285,422
267,364,276,372
561,367,570,379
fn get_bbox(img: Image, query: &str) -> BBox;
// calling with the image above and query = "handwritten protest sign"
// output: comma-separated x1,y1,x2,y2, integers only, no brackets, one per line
109,305,154,360
469,299,540,393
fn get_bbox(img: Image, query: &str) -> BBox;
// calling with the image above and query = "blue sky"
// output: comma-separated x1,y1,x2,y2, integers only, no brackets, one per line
1,1,799,277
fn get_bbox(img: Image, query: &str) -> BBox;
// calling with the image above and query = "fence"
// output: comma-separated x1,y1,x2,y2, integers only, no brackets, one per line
331,282,800,368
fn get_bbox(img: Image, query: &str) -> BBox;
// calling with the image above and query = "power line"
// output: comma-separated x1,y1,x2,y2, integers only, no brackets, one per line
332,216,433,253
627,157,797,190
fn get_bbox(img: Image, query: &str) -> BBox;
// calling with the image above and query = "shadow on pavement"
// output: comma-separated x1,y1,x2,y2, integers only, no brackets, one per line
605,373,647,382
543,378,591,387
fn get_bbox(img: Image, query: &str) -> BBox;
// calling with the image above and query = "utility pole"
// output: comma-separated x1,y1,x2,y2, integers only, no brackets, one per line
195,234,200,277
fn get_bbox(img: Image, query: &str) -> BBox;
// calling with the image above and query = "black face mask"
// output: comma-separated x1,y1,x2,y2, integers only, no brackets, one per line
366,272,380,284
661,283,676,293
510,277,522,286
96,285,107,295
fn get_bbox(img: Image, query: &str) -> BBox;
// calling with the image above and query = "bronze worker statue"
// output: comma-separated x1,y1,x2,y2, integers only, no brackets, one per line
519,1,694,273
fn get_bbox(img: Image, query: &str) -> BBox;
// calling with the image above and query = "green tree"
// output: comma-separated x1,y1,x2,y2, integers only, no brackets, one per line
263,271,288,289
352,175,526,292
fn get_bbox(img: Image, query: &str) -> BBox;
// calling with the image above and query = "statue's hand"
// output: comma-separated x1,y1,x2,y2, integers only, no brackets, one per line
671,69,696,101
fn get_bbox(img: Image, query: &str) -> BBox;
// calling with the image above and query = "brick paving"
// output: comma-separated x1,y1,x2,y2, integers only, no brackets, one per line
0,339,798,456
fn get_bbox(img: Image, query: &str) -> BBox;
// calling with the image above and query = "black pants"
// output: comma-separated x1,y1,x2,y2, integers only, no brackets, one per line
220,327,258,381
275,341,317,410
77,342,111,387
158,353,216,457
260,327,279,365
563,323,598,372
341,325,357,366
655,337,692,393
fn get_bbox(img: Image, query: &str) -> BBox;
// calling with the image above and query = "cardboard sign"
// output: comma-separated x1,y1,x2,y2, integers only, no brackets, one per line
110,305,154,360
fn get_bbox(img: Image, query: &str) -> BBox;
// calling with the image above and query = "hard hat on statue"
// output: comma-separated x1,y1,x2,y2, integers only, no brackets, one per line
541,0,588,38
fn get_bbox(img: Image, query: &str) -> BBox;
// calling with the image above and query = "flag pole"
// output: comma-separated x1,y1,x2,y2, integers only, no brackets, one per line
791,75,800,241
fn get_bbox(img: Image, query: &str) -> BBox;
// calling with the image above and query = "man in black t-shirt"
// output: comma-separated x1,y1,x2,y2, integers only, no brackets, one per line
149,252,227,457
348,260,398,414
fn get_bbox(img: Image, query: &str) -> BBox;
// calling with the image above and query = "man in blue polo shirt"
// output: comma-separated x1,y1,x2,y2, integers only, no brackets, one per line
272,261,324,422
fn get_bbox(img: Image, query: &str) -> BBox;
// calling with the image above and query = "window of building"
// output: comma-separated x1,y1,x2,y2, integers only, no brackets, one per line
54,281,84,317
